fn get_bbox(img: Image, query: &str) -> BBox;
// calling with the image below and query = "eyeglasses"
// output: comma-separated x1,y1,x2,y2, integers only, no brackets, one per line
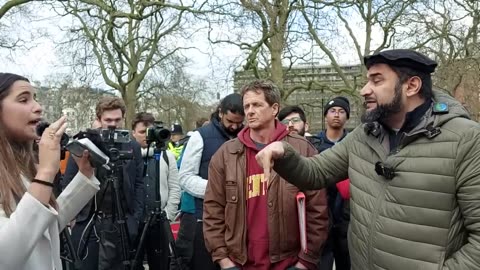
281,117,303,125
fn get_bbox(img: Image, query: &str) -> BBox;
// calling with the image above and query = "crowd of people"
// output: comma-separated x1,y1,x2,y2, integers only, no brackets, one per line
0,48,479,270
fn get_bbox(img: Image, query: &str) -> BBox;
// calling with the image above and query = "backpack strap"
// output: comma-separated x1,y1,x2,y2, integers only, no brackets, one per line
162,150,169,167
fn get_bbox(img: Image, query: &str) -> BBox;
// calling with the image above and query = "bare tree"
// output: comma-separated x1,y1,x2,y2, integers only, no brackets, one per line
204,0,375,132
299,0,417,90
0,0,37,19
407,0,480,120
0,0,50,49
137,58,215,131
54,0,201,125
205,0,416,104
205,0,333,100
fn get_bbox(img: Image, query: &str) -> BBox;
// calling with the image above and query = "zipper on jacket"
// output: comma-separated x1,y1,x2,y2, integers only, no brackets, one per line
397,129,427,151
366,170,390,268
237,148,248,264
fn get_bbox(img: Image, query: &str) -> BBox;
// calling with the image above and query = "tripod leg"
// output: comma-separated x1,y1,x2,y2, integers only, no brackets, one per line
158,212,185,270
61,228,83,270
109,165,133,270
131,214,154,270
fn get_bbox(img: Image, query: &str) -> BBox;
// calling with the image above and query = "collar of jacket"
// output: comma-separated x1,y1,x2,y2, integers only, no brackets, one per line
398,99,432,133
227,138,245,155
226,133,299,155
317,129,348,145
364,90,470,140
211,116,237,140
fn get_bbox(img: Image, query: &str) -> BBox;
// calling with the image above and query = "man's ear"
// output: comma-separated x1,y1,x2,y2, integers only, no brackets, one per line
405,76,422,97
305,122,309,132
272,103,279,116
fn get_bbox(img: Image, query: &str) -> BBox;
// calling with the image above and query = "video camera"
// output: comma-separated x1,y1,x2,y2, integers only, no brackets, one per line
146,121,171,146
66,126,134,169
99,127,131,145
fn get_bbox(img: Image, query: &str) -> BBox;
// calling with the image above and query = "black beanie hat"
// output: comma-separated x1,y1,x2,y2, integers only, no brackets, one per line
324,96,350,119
171,123,184,135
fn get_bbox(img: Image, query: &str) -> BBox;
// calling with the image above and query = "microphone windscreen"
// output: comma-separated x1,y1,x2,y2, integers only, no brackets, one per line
36,122,50,137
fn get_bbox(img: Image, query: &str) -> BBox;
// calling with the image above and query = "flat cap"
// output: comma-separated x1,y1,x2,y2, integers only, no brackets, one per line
364,49,437,74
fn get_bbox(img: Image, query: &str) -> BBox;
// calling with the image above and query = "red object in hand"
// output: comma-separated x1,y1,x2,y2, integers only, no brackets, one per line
336,179,350,200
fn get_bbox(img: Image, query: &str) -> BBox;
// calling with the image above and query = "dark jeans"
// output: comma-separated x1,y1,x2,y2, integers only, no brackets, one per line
172,213,219,270
319,226,350,270
71,216,137,270
134,221,170,270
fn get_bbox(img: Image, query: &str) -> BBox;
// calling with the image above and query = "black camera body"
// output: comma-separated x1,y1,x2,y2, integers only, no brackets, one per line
146,121,171,146
99,128,132,145
67,126,135,169
95,126,134,162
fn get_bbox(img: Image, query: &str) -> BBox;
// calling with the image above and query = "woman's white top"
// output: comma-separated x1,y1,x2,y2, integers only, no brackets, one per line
0,172,100,270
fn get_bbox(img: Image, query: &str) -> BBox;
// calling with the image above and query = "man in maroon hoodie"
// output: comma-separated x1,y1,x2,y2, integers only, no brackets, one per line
203,80,328,270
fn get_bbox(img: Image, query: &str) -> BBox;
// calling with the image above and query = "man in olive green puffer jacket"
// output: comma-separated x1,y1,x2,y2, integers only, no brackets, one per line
256,49,480,270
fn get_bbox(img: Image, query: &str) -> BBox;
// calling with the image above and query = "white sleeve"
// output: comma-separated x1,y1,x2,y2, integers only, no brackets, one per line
165,151,181,220
57,172,100,230
0,192,57,268
179,131,208,198
0,173,99,269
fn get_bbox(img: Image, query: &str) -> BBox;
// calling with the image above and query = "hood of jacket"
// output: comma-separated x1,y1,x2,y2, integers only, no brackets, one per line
238,120,289,150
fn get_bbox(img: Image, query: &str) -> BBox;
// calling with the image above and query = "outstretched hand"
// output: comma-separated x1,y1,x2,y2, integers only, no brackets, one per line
255,141,286,183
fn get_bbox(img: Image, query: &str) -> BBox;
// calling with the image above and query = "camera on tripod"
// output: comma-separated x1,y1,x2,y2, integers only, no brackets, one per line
146,121,171,147
66,126,135,169
98,126,134,162
64,126,137,270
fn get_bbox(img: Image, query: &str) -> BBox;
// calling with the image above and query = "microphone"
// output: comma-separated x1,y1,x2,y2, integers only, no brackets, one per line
36,121,70,147
375,161,395,180
36,121,50,137
364,122,381,137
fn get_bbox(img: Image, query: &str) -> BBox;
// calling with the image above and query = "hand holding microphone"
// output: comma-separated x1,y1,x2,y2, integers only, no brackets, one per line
35,116,68,181
36,117,95,179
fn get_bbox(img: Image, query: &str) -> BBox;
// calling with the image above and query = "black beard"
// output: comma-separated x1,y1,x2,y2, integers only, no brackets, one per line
289,127,305,137
224,126,242,137
361,82,403,124
298,128,306,137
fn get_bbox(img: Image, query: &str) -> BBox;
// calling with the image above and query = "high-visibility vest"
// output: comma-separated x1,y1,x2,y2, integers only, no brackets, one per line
167,142,184,161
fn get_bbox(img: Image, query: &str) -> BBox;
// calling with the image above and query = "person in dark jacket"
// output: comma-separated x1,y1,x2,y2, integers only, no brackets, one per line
131,112,181,270
278,102,351,270
174,93,245,270
317,97,351,270
63,96,144,270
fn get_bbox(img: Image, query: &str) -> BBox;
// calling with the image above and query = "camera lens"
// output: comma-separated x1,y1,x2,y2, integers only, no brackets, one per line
147,126,171,143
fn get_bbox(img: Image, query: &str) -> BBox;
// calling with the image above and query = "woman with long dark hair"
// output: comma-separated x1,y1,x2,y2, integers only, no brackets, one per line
0,73,100,270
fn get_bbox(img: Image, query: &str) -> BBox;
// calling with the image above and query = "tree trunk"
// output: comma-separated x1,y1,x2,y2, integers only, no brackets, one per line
270,34,285,98
124,82,138,129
